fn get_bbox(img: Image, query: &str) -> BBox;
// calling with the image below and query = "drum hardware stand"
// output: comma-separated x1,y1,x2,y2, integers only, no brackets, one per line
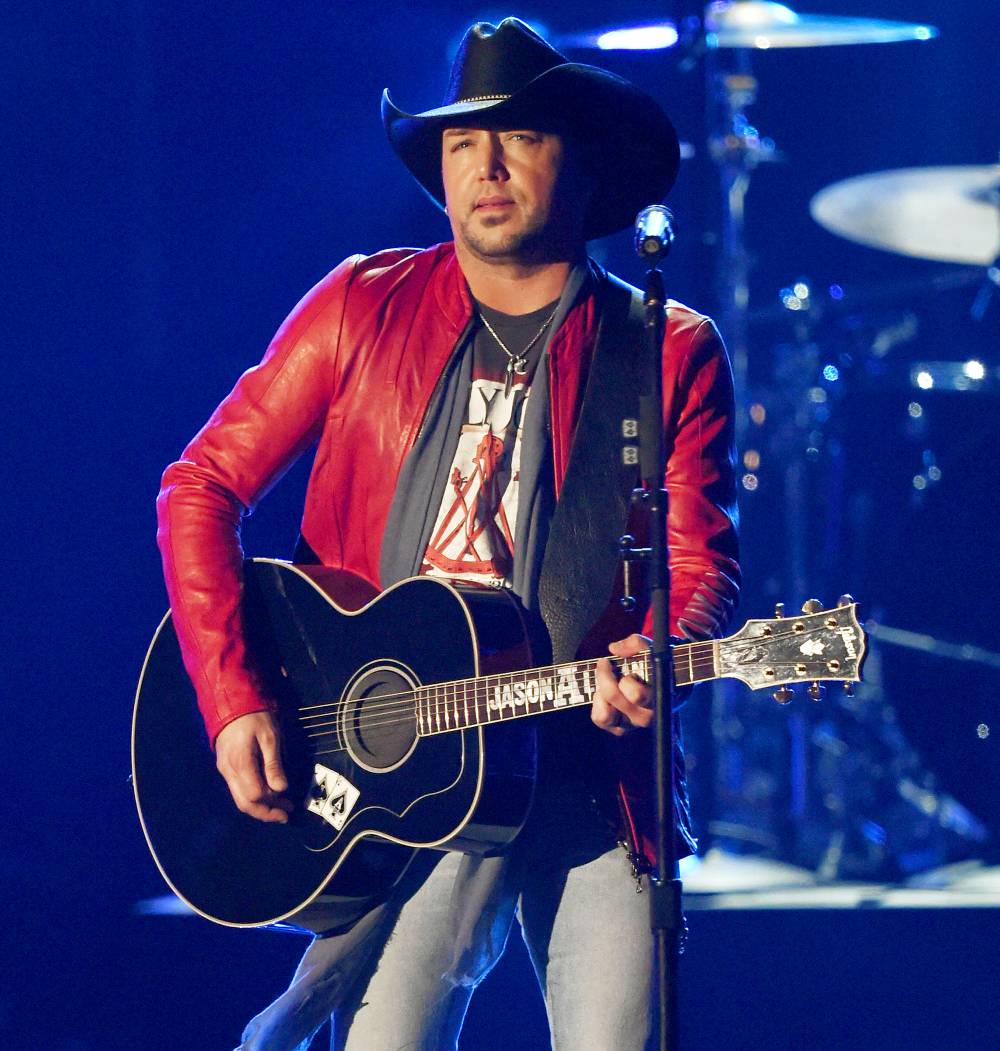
704,10,780,440
962,162,996,321
619,206,680,1051
809,639,989,880
701,11,796,865
970,258,999,322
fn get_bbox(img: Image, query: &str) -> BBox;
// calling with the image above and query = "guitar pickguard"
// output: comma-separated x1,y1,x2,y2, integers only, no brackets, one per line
307,765,361,831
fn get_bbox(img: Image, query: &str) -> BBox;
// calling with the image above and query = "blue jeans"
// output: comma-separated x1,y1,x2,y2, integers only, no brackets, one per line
237,843,656,1051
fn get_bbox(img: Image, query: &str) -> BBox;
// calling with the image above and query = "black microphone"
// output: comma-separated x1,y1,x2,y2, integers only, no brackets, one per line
634,205,675,261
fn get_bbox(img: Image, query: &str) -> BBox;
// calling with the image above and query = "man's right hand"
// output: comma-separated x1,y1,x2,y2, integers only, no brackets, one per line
215,711,293,823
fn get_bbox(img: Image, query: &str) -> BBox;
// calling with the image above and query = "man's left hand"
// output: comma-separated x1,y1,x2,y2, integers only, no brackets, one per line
593,634,653,736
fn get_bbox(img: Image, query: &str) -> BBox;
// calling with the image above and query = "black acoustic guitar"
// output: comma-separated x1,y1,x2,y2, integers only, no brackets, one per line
132,559,866,934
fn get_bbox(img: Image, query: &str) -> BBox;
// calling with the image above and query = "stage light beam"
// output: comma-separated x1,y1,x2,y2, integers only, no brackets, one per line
596,25,679,51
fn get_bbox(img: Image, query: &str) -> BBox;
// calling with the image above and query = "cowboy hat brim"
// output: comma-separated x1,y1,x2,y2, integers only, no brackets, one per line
382,62,680,241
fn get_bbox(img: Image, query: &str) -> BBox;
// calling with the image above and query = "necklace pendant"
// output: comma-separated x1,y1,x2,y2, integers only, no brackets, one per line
504,361,514,398
512,354,529,376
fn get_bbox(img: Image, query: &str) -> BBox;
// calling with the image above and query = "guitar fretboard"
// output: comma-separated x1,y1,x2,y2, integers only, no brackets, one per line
415,642,717,736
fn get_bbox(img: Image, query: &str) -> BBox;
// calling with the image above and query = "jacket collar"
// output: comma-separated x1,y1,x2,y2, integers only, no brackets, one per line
431,242,475,332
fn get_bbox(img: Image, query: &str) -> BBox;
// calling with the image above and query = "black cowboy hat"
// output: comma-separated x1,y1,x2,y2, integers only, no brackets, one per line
381,18,680,241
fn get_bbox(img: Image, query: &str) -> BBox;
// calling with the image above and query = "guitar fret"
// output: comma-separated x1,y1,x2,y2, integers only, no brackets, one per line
672,649,685,688
490,674,507,718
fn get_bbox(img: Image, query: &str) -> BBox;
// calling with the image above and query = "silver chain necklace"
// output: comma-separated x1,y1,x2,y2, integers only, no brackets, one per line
478,305,559,396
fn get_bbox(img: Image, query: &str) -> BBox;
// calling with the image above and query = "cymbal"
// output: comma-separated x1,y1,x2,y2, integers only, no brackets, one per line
704,1,937,49
811,167,1000,266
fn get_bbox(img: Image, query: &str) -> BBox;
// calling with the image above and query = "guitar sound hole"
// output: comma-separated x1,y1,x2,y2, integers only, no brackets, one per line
341,663,419,771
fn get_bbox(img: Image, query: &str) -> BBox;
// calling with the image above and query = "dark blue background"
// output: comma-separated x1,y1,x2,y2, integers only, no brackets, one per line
3,2,998,1047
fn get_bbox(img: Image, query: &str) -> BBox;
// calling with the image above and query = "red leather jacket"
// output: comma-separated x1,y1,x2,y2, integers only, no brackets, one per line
157,241,739,862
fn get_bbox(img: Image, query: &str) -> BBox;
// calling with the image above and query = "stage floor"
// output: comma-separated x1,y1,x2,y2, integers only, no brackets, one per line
123,857,1000,1050
681,849,1000,909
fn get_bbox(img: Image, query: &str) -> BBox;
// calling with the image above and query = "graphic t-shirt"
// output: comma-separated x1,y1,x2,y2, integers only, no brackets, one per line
421,298,558,586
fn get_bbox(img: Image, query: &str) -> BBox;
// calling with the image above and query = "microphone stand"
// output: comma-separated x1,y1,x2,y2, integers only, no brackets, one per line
625,209,681,1051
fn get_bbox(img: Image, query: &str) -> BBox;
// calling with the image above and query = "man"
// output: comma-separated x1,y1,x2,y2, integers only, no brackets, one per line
157,18,739,1051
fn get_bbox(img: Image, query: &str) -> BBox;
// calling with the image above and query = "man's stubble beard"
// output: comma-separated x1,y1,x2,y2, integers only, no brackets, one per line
457,207,560,265
460,216,546,262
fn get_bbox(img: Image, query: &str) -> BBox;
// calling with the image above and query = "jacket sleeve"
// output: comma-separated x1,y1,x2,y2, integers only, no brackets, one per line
156,256,360,746
643,316,740,641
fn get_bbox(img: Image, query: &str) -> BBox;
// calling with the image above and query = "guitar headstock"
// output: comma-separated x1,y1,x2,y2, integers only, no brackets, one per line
717,596,866,700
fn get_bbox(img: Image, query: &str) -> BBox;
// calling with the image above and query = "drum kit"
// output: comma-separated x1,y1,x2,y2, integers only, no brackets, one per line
559,1,999,881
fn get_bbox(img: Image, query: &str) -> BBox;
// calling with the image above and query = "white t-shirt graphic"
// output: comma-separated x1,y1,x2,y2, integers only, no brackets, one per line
421,298,557,587
422,376,530,584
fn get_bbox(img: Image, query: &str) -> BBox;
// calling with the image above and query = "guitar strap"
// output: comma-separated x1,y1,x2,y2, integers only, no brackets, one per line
537,276,648,665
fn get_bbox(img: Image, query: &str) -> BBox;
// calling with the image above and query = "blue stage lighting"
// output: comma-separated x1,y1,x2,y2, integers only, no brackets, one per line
596,25,679,51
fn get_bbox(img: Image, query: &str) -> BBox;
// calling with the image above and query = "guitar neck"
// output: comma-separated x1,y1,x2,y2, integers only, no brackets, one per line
415,640,716,736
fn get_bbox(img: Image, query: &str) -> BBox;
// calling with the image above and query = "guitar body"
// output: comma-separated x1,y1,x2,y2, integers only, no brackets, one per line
134,559,866,934
132,560,537,934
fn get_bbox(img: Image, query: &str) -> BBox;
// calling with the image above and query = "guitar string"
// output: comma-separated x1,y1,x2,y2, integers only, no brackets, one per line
296,647,844,732
291,623,817,714
295,655,720,732
298,656,846,746
305,655,848,761
292,645,717,722
298,648,683,741
292,616,838,721
292,619,839,724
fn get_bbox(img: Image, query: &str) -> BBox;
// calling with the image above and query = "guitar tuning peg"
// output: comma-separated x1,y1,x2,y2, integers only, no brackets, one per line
774,602,786,618
808,681,826,701
837,594,855,607
801,598,823,614
773,685,794,704
843,682,855,698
